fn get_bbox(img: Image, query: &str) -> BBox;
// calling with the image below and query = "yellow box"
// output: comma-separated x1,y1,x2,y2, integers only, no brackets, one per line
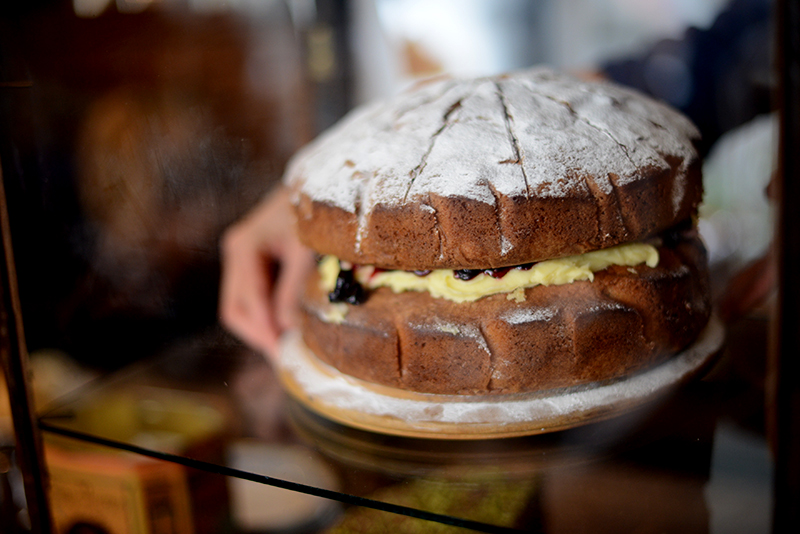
46,443,194,534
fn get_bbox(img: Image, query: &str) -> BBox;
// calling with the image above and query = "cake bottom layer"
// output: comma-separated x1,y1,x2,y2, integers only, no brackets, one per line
298,237,711,395
279,314,724,439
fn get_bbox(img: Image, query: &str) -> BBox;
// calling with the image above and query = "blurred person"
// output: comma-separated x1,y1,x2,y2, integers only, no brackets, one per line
602,0,772,156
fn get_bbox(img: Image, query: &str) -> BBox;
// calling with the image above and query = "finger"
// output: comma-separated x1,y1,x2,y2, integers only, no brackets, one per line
274,240,314,332
219,227,281,357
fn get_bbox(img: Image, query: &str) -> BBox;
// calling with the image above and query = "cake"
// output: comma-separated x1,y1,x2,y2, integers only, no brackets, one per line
284,67,711,396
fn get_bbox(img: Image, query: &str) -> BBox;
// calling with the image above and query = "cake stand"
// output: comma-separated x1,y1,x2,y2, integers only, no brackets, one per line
277,314,725,440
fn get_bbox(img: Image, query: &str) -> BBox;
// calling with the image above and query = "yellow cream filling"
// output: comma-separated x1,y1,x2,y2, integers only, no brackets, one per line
319,255,342,291
319,242,659,303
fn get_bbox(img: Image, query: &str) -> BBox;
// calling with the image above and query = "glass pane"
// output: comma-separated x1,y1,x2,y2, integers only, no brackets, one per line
38,320,772,532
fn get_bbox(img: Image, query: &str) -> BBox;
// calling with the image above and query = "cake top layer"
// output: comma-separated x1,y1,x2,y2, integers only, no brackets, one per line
285,67,703,269
285,67,699,214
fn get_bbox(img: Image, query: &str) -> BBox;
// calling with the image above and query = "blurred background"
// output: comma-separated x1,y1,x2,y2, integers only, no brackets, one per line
0,1,779,532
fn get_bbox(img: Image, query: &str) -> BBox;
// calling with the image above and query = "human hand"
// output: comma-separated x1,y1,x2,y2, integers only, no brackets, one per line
219,186,314,362
718,246,776,324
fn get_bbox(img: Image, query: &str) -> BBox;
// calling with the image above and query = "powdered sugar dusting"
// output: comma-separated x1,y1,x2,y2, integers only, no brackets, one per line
285,67,699,223
501,306,558,325
411,320,490,356
500,234,513,256
586,301,630,314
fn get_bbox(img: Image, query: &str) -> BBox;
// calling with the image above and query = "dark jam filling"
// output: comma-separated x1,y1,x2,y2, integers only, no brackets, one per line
326,221,692,305
453,269,482,281
661,218,696,248
454,263,537,280
328,268,366,305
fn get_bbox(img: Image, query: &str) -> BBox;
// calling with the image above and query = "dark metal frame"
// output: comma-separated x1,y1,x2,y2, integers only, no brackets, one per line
0,164,51,532
772,0,800,530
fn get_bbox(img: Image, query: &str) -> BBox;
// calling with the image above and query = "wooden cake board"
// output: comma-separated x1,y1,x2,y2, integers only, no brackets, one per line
277,315,725,440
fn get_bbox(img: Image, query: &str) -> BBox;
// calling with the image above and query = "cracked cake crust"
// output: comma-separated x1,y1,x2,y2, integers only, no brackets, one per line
286,68,702,270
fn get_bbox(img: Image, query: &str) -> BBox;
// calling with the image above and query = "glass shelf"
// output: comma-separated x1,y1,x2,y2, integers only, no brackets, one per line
37,317,774,534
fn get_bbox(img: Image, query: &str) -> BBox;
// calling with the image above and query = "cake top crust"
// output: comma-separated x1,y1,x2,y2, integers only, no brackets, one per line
285,67,702,269
286,67,698,209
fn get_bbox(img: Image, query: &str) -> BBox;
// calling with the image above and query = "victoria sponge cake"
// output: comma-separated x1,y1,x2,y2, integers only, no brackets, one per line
283,67,711,396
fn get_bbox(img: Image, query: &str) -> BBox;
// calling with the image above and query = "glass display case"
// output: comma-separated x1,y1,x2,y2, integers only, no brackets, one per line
1,1,795,532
